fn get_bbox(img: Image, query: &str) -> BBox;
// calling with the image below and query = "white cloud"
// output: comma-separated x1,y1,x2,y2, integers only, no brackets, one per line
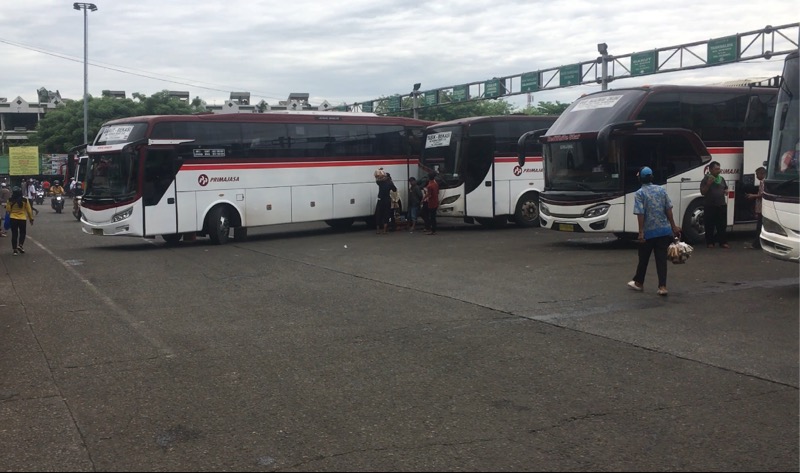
0,1,796,109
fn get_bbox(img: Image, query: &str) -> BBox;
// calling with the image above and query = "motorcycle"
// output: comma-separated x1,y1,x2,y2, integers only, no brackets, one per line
51,195,65,214
34,188,44,205
72,196,82,221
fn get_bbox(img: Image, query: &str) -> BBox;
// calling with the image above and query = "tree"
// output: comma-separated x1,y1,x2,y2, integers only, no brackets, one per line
30,90,203,153
519,101,571,116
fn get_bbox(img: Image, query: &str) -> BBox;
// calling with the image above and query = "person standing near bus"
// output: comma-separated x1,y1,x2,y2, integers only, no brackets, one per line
747,166,766,249
374,168,396,235
5,186,34,256
406,177,423,233
700,161,729,249
628,167,681,296
424,172,440,235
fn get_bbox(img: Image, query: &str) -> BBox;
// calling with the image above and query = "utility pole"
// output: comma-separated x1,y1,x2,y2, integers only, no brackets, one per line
74,3,97,145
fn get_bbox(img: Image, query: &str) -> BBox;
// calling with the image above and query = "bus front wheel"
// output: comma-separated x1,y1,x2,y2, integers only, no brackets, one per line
682,200,705,245
514,192,540,228
207,206,231,245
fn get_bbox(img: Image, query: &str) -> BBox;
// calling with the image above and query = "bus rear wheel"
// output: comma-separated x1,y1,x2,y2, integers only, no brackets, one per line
514,192,540,227
207,206,231,245
682,200,705,245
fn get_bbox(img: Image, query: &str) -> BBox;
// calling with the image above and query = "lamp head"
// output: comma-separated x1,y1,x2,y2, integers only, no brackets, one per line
413,83,421,91
597,43,608,55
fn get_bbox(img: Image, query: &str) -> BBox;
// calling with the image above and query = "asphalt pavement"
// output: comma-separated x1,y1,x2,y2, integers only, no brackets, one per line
0,210,797,471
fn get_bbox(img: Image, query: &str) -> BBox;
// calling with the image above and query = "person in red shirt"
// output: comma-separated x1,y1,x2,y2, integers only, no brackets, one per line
424,172,440,235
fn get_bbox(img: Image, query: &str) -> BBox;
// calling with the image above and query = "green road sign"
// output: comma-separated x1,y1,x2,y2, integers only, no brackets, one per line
521,72,539,92
424,91,438,106
708,36,738,64
453,85,469,102
388,95,401,112
560,64,581,86
484,79,502,98
631,51,656,75
362,101,373,113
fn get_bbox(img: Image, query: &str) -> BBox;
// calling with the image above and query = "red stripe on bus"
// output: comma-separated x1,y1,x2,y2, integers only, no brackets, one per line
707,147,744,154
496,156,543,163
182,159,410,170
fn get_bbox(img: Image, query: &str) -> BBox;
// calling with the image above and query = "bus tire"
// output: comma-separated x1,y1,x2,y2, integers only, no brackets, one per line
233,227,248,242
162,233,182,245
514,192,540,227
207,206,231,245
325,218,355,230
682,200,705,245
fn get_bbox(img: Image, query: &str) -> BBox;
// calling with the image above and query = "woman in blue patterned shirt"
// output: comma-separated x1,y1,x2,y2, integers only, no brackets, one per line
627,166,681,296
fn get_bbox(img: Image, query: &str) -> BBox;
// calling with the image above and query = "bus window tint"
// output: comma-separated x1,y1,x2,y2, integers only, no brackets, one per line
370,125,405,155
329,124,371,156
242,123,289,157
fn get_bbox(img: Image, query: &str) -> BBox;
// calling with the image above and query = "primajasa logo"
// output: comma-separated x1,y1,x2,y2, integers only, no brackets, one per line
197,174,239,187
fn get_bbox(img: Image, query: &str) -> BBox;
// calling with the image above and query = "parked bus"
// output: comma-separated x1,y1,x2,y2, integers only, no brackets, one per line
517,84,778,243
761,50,800,262
79,112,432,244
419,115,558,227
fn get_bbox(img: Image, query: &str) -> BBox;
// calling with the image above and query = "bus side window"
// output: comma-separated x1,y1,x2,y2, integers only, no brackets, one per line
143,149,176,206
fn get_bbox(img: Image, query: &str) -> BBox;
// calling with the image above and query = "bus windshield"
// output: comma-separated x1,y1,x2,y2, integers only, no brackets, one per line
544,138,620,191
84,149,139,202
420,125,462,183
546,90,648,135
766,52,799,188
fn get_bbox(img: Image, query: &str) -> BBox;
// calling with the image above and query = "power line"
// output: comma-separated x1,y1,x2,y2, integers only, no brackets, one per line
0,37,288,102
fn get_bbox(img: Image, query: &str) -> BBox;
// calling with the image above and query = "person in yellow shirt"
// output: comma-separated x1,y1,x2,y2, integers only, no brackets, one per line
50,180,65,196
5,186,34,256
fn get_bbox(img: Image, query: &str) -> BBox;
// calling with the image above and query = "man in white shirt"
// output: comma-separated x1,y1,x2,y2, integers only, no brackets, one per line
24,179,39,215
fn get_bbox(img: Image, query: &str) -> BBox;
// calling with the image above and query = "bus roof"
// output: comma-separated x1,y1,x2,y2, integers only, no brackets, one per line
101,112,435,128
425,114,559,129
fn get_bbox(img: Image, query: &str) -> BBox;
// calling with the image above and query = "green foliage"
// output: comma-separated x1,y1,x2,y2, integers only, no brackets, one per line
518,101,571,116
30,90,205,153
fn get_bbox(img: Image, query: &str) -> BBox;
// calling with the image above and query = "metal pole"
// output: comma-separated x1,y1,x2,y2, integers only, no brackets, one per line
82,6,88,144
600,54,608,91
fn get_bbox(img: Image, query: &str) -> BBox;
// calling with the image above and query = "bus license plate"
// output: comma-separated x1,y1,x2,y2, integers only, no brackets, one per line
92,228,104,236
558,223,575,232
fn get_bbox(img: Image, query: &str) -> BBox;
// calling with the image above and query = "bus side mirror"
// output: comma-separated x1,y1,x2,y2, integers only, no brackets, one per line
517,128,548,167
597,120,645,162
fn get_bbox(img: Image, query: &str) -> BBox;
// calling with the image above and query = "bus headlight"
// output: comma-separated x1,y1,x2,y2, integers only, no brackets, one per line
762,216,788,236
440,195,460,206
111,207,133,223
539,203,550,216
584,204,610,218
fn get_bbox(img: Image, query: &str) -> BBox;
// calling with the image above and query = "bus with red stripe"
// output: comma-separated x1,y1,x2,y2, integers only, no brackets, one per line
418,115,558,228
79,112,432,244
517,84,778,244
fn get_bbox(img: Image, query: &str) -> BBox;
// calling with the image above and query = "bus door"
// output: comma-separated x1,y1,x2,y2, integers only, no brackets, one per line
142,148,179,236
464,135,497,218
621,132,700,233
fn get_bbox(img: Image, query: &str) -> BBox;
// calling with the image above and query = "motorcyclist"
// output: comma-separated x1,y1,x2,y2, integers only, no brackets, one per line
50,180,65,196
50,180,66,212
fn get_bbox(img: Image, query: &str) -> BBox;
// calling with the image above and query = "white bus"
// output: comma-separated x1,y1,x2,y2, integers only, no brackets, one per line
518,85,778,244
79,112,432,244
418,115,557,227
761,50,800,262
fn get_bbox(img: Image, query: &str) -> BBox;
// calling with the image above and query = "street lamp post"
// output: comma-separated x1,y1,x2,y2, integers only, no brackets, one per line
411,83,421,119
597,42,610,91
74,3,97,145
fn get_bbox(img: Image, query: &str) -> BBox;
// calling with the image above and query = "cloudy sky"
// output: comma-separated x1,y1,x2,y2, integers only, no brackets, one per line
1,1,797,110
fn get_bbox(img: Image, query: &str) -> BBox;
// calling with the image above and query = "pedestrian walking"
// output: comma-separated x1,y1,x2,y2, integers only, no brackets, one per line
5,186,34,255
627,167,681,296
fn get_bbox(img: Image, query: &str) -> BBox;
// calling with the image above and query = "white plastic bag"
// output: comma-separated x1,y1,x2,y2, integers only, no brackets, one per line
667,238,693,264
